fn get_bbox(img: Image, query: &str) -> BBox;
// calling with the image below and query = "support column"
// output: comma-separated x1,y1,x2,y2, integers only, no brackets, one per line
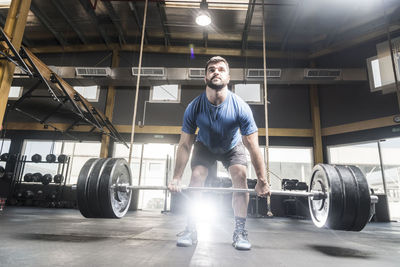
0,0,32,127
310,84,323,164
100,49,119,158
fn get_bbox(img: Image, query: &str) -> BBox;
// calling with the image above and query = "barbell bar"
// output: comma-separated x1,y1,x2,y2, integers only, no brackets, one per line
76,158,378,231
111,184,378,204
113,184,326,200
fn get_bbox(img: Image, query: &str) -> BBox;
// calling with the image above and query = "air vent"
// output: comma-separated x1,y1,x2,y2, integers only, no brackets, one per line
246,69,281,78
304,69,341,78
75,67,111,77
132,67,165,77
188,68,205,78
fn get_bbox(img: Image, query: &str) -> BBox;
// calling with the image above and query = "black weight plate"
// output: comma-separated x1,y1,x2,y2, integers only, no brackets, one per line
87,158,112,218
0,166,5,179
0,153,9,161
32,172,43,183
31,154,42,163
54,174,64,183
58,154,67,163
46,154,56,163
346,165,371,231
308,164,344,229
24,173,33,182
77,158,101,218
42,174,52,185
98,158,132,218
334,165,358,230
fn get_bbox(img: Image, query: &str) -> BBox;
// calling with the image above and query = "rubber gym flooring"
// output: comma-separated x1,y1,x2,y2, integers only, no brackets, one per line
0,207,399,267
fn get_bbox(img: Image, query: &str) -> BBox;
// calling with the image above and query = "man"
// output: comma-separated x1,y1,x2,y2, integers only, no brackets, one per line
168,56,270,250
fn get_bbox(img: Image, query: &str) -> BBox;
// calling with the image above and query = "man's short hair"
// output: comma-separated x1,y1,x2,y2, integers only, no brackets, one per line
205,56,229,73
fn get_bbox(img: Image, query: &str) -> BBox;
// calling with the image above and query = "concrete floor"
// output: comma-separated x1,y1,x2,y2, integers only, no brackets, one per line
0,207,399,267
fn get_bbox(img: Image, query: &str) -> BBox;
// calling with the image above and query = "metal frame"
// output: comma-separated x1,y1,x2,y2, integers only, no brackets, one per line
0,28,128,147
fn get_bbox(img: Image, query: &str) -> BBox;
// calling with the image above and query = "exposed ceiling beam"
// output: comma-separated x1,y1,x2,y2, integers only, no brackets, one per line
128,1,149,45
241,0,255,51
0,13,32,47
103,1,127,46
322,5,358,48
50,0,89,45
78,0,111,46
30,3,68,46
156,2,170,47
30,43,309,59
280,1,302,51
310,4,400,58
310,19,400,58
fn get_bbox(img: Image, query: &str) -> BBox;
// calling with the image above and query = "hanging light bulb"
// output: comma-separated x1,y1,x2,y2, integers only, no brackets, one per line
196,12,211,26
196,0,211,26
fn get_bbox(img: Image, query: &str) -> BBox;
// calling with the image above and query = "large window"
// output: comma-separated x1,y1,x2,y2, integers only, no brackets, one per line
114,143,175,210
379,138,400,221
328,142,384,193
328,140,400,222
22,140,101,184
0,139,11,168
217,146,314,190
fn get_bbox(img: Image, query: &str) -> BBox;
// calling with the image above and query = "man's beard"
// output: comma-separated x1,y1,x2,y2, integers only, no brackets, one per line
206,77,227,90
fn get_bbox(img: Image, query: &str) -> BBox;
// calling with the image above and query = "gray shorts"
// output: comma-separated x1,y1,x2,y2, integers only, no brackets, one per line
190,141,248,170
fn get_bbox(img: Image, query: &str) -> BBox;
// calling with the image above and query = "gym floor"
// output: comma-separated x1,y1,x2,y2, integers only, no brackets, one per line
0,207,399,267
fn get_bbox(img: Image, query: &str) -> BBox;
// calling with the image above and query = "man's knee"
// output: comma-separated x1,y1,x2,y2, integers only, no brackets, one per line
190,165,208,186
229,165,247,186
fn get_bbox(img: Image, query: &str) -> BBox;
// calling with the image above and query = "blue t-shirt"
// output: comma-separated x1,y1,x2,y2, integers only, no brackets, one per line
182,91,258,153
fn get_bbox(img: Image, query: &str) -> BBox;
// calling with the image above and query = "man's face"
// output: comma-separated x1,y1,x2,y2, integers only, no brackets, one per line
205,61,230,90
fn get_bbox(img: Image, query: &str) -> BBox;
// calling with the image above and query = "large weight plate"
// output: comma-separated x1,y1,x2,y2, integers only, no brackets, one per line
98,158,132,218
77,158,101,218
308,164,344,229
346,165,371,231
335,165,358,230
87,158,112,217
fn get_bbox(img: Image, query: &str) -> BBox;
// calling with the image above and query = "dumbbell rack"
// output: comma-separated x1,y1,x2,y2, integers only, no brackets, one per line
13,155,71,206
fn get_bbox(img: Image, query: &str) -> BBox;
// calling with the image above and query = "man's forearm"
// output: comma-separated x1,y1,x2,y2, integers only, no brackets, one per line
173,144,191,180
251,152,268,183
243,134,268,183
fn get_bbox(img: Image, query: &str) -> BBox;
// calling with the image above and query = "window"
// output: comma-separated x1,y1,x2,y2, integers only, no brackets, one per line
328,139,400,222
328,142,385,193
366,46,400,92
22,140,101,184
73,85,100,102
217,146,313,190
22,140,63,178
379,138,400,222
65,142,101,184
233,84,263,104
0,139,11,168
114,143,175,210
8,86,22,99
150,84,180,102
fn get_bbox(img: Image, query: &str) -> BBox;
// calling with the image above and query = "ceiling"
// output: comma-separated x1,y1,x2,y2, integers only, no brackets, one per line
1,0,400,58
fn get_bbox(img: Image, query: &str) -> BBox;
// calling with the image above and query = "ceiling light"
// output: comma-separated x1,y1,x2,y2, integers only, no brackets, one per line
196,13,211,26
196,0,211,26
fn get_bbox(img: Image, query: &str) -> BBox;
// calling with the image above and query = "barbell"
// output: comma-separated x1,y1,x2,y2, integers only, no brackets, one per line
76,158,378,231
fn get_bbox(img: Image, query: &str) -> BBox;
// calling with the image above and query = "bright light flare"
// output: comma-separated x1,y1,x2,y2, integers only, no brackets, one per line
190,199,218,223
196,14,211,26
